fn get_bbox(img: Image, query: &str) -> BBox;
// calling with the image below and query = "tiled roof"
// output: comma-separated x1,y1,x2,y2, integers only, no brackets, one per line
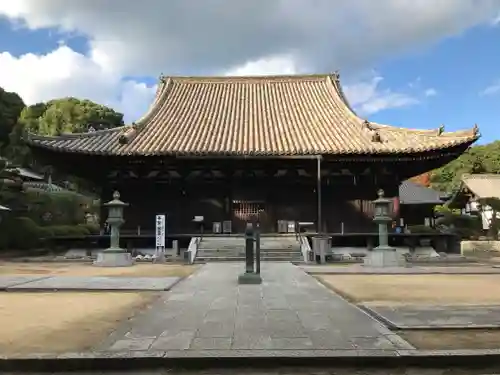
461,174,500,200
399,180,446,205
25,73,480,156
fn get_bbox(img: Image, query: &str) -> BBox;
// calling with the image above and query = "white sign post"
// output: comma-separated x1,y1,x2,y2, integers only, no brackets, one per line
155,214,166,262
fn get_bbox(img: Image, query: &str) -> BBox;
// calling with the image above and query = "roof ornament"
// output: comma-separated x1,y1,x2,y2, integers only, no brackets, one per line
363,120,373,130
332,70,340,81
371,131,382,143
119,122,138,145
88,126,96,133
473,124,480,136
118,135,128,145
437,124,445,136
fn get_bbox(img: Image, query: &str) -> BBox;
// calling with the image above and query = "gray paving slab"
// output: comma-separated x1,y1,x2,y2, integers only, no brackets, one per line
6,276,181,291
0,275,49,289
363,305,500,329
99,262,414,354
301,265,500,274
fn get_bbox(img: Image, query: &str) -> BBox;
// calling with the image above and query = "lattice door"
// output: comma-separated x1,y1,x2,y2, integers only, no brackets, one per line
232,201,265,222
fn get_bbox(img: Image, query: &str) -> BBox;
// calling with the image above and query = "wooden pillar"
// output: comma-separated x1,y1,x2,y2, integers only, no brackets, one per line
317,156,322,233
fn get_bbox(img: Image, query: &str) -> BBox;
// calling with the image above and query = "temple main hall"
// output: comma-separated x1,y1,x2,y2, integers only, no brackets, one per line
25,73,479,235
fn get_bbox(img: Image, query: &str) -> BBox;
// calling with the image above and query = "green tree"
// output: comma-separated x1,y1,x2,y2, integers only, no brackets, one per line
7,97,124,166
18,97,124,136
430,141,500,192
0,87,25,151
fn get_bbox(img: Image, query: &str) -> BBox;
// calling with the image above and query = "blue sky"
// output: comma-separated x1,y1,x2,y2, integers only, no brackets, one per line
0,7,499,145
367,24,500,144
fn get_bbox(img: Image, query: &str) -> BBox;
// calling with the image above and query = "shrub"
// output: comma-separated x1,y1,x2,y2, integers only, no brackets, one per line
21,190,97,226
7,216,42,250
435,211,482,239
406,225,438,234
78,223,100,234
48,225,87,238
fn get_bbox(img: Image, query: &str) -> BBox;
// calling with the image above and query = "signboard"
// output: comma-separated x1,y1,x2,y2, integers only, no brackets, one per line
155,214,166,253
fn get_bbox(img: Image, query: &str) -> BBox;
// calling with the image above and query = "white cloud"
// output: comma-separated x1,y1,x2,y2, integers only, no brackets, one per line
0,47,434,122
480,80,500,96
0,46,156,122
0,0,498,76
492,12,500,25
0,1,494,120
424,88,437,97
224,54,299,76
343,76,422,115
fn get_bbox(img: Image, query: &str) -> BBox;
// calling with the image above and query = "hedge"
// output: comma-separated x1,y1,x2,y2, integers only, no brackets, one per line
0,217,100,251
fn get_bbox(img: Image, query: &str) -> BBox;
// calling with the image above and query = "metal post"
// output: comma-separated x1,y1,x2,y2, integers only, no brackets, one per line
255,222,261,274
317,155,322,233
245,222,254,273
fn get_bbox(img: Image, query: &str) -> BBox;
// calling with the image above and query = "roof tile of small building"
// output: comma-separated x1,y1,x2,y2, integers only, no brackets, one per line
461,174,500,200
25,73,480,156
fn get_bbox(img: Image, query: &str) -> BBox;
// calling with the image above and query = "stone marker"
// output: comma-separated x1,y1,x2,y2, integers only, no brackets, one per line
238,222,262,284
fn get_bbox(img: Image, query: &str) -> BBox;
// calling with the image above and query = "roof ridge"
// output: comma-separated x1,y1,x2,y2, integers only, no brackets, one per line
369,122,479,139
118,77,175,145
327,72,359,118
165,73,332,83
26,125,126,142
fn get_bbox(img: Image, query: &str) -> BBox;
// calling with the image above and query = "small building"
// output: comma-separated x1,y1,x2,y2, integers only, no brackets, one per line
397,180,447,228
448,173,500,231
24,73,479,235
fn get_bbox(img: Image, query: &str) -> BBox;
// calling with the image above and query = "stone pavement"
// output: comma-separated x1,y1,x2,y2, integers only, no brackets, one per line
0,276,180,291
301,264,500,275
98,262,413,354
363,305,500,329
0,275,49,290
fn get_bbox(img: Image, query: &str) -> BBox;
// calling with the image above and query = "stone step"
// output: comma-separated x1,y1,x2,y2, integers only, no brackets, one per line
197,236,302,263
198,248,299,253
196,256,303,262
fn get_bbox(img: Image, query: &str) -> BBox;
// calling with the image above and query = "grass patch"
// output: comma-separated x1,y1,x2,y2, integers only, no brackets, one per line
317,274,500,306
400,330,500,350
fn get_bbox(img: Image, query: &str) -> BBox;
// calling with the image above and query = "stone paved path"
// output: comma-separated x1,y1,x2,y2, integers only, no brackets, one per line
99,263,412,353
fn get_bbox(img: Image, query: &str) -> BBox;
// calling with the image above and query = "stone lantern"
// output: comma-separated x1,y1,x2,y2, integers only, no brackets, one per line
363,189,406,267
94,191,134,267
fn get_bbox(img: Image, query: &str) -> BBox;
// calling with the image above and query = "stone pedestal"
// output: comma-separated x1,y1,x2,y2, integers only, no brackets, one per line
153,252,166,263
312,236,330,264
238,272,262,285
363,245,406,267
172,240,179,255
94,251,134,267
